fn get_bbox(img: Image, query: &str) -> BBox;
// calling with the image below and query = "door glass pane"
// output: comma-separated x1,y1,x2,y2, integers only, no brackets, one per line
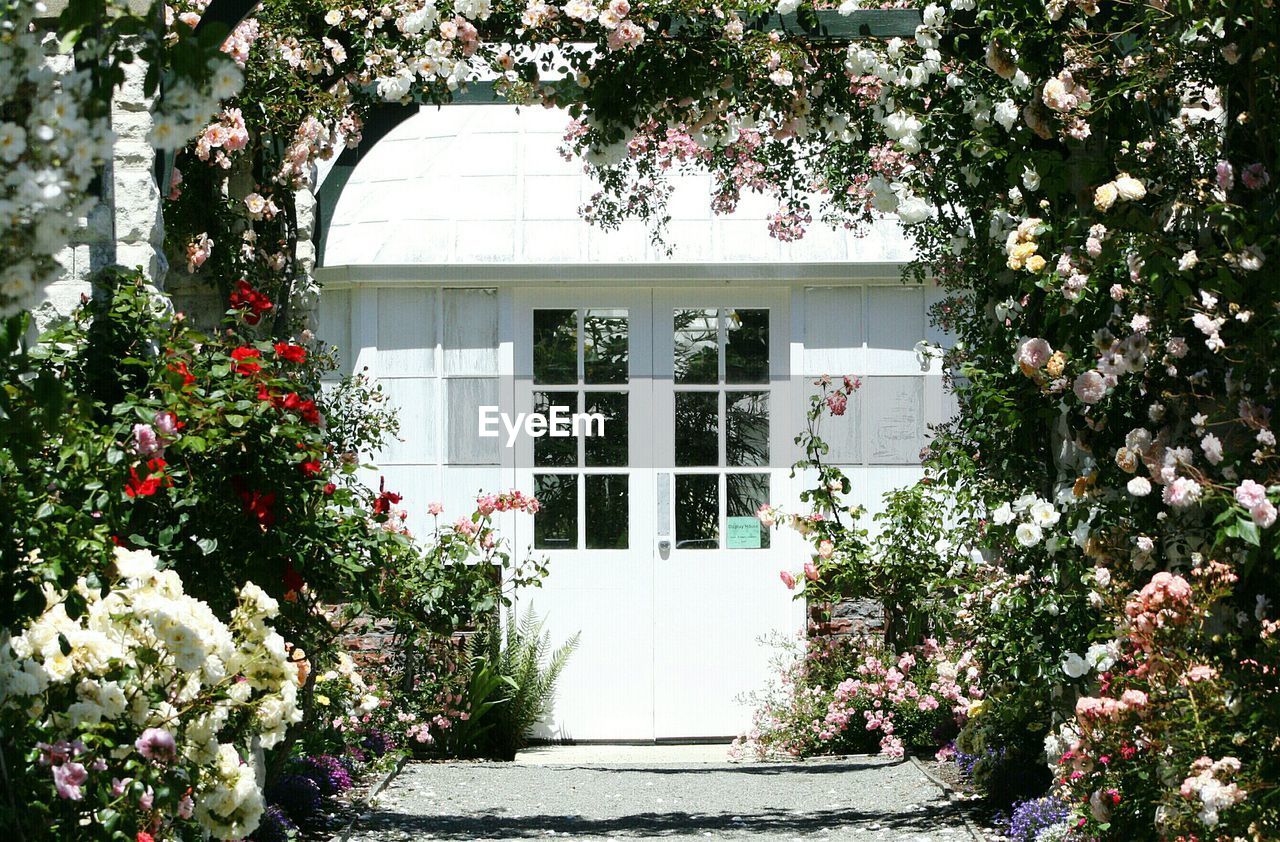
534,309,577,384
534,474,577,548
727,474,771,549
586,474,629,549
675,474,719,549
726,391,769,467
675,392,719,467
674,309,719,384
584,310,629,385
534,391,577,467
584,391,628,467
725,308,769,384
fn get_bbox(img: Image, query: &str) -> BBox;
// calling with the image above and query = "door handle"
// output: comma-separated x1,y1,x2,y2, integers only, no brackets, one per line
658,539,671,557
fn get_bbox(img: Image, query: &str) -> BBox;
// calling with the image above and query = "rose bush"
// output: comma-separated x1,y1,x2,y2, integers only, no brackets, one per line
732,633,978,761
0,547,299,839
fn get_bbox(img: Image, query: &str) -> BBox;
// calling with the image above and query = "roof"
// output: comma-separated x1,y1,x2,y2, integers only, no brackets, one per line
320,105,915,267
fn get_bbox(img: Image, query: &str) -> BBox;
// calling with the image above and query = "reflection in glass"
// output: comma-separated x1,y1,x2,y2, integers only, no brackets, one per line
534,391,577,467
534,309,577,384
725,308,769,383
727,474,771,549
675,474,718,548
585,392,628,467
675,392,718,467
584,310,629,384
534,474,577,548
586,475,629,549
726,391,769,467
674,309,718,384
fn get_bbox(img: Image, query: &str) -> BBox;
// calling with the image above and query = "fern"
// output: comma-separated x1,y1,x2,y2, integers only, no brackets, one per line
470,606,579,760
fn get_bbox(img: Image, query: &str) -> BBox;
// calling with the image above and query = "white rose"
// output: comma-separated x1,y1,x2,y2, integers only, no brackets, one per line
1015,521,1044,547
1061,652,1089,678
1093,181,1119,211
1113,173,1146,201
114,548,158,580
1127,476,1153,497
992,502,1015,525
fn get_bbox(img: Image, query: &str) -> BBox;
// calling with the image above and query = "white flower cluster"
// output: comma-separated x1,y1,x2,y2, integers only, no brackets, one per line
992,493,1061,547
0,0,113,317
0,548,301,839
841,6,951,224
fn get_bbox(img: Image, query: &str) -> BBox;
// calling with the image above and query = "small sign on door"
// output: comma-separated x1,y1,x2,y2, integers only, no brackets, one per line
726,516,762,549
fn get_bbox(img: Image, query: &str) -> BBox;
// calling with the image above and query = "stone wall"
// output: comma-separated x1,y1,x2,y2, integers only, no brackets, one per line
38,2,165,329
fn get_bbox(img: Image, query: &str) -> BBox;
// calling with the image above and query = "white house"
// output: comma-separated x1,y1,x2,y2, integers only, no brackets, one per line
315,103,955,741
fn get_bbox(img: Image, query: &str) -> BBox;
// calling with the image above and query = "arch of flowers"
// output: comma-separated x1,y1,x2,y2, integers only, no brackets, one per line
1,0,1276,838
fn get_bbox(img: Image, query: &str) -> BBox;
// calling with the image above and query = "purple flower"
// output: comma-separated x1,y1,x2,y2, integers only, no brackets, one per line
53,761,88,800
1000,796,1069,842
250,806,297,842
135,727,177,762
139,785,154,810
112,777,132,796
266,774,324,826
293,754,354,796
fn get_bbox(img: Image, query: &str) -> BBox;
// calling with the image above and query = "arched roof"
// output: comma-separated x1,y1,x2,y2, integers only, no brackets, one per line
320,104,914,267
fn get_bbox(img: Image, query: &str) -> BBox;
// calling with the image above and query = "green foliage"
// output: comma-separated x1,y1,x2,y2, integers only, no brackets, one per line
470,608,579,761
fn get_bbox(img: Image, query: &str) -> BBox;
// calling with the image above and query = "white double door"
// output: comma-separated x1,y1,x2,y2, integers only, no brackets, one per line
511,287,803,740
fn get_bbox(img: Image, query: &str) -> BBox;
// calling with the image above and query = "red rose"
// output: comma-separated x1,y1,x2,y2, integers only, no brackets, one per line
137,833,154,842
168,360,196,388
301,460,322,476
298,399,321,425
274,342,307,364
126,458,170,498
323,482,336,495
229,279,274,325
237,486,276,527
283,561,305,593
230,346,262,376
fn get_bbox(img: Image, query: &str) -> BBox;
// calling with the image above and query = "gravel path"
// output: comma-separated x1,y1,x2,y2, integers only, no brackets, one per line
347,754,978,841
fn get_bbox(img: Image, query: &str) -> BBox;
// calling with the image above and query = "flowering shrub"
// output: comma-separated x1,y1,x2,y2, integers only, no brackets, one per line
732,634,978,761
998,796,1070,842
0,548,299,839
1049,559,1279,838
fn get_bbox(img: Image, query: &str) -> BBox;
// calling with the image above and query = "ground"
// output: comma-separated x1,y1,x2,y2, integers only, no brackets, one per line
345,746,982,841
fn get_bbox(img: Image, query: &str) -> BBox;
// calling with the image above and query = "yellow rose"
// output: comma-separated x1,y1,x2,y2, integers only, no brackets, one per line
968,700,986,718
1045,350,1066,377
1026,254,1047,272
315,694,330,706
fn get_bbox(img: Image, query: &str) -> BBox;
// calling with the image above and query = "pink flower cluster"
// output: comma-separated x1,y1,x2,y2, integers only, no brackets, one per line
195,108,249,169
475,489,541,516
1124,571,1194,651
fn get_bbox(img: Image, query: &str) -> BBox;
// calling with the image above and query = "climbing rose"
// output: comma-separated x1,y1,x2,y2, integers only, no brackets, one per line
1073,370,1107,404
779,570,796,590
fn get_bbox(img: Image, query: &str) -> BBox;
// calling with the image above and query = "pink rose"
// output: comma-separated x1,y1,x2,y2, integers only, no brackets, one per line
1015,337,1053,373
132,423,161,457
135,728,177,762
428,502,444,516
803,561,820,581
1234,479,1268,509
779,570,796,590
53,762,88,800
1251,501,1277,529
1073,370,1107,404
